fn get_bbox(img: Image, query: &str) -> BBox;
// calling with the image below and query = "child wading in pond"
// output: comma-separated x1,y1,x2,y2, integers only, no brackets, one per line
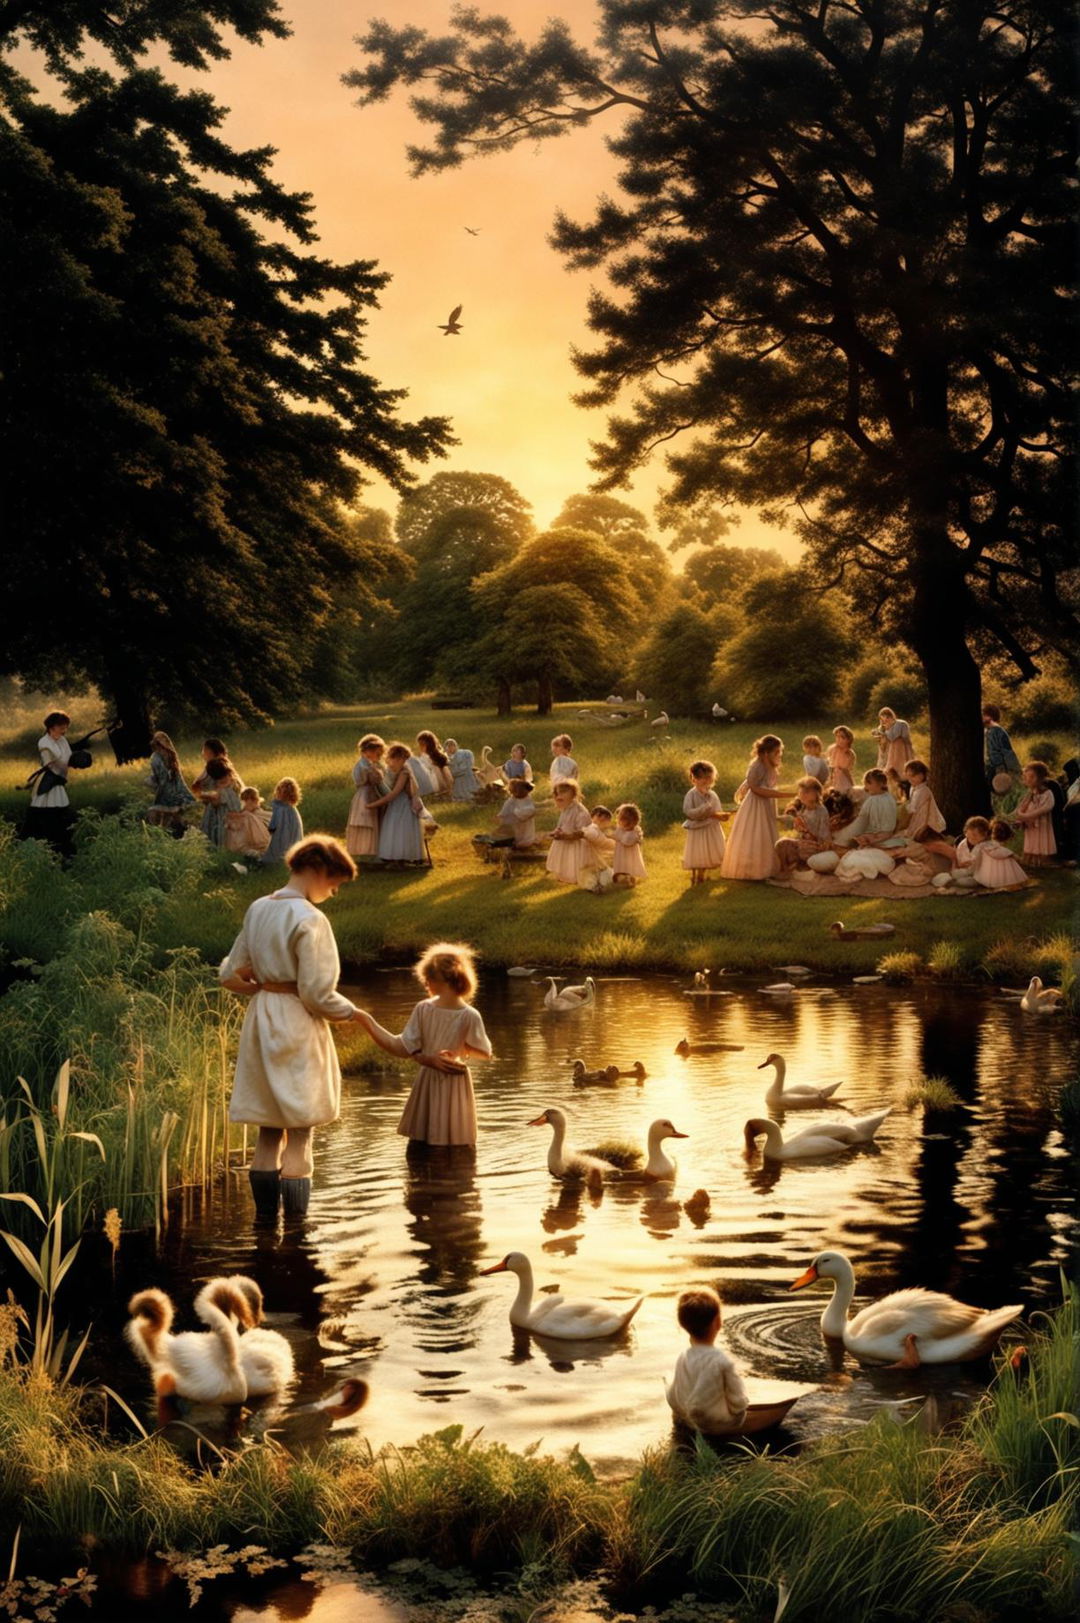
665,1286,748,1435
354,943,492,1147
612,802,646,886
682,760,726,885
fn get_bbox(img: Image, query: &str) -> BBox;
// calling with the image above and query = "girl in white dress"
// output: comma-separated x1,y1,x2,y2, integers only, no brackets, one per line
545,779,592,883
549,734,579,787
353,943,492,1147
372,743,430,864
416,731,455,797
346,734,387,859
721,737,791,881
682,760,727,884
443,739,481,800
219,836,361,1218
612,802,646,885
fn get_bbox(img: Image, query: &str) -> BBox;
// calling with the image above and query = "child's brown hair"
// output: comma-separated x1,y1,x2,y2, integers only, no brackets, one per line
275,777,301,805
287,835,357,881
415,942,478,1000
990,818,1013,842
616,802,641,828
509,778,534,797
755,734,782,757
386,741,410,765
832,725,854,745
553,778,581,800
240,786,261,805
905,759,928,779
963,816,991,838
677,1287,721,1340
590,805,613,821
689,759,716,781
1023,760,1050,784
802,735,823,753
359,733,385,753
551,733,573,751
864,768,888,789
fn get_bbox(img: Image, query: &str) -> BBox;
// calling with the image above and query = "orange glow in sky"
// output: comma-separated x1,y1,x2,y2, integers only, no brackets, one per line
187,2,796,553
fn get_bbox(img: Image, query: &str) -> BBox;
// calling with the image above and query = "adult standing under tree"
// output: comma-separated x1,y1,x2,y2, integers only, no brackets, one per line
23,711,75,853
350,0,1078,825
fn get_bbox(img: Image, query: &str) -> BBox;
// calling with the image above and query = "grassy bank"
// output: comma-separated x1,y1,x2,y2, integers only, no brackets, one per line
2,700,1074,976
0,1290,1075,1620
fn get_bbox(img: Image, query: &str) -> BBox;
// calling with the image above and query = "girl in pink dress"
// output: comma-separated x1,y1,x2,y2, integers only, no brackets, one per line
1011,762,1057,863
346,734,386,859
721,736,790,880
545,779,592,884
612,802,646,886
970,819,1029,888
681,761,727,884
353,943,492,1147
827,726,856,794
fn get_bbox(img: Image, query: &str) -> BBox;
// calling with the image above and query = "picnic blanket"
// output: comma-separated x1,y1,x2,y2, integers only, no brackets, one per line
769,869,1034,900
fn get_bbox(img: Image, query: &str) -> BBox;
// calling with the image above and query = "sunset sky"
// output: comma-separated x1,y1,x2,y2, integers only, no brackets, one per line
186,2,794,554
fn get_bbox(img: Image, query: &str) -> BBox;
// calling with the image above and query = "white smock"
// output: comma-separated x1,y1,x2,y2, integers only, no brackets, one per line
220,888,356,1128
665,1343,749,1433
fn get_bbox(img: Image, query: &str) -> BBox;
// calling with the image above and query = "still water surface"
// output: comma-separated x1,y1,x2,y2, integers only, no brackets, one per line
98,969,1075,1474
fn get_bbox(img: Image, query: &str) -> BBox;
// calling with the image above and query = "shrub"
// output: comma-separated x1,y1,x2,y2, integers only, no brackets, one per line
1007,673,1077,736
876,951,922,983
866,671,928,723
1029,740,1061,768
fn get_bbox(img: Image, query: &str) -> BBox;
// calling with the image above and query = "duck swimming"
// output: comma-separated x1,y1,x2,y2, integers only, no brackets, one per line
758,1053,844,1109
480,1252,642,1339
126,1278,251,1410
529,1106,617,1189
544,976,596,1011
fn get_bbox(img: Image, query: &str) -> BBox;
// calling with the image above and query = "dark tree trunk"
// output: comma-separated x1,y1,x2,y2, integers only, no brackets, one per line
103,663,153,762
907,548,989,827
536,674,553,716
496,679,512,717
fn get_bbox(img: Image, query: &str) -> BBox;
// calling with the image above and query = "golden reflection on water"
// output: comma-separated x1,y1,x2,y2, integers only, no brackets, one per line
131,970,1076,1473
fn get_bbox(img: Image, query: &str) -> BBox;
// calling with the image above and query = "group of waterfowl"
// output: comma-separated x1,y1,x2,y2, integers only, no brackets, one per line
126,1275,295,1409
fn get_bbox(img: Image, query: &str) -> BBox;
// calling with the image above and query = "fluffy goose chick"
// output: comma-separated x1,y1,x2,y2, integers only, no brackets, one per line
224,1275,295,1395
126,1278,249,1406
529,1107,617,1189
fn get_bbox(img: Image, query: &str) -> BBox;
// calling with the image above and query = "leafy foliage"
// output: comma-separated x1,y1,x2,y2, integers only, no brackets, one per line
712,571,856,719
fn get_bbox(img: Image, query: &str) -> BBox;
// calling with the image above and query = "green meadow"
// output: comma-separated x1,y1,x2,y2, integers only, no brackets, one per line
2,699,1073,978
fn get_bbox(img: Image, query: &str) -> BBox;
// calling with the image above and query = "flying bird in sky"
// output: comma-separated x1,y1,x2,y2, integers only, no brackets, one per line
464,226,481,236
438,304,463,336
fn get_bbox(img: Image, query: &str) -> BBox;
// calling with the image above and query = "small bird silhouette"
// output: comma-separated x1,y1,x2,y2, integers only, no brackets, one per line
464,226,481,236
438,304,463,335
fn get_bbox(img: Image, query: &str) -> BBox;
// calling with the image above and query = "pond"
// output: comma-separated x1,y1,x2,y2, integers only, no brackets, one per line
79,967,1076,1480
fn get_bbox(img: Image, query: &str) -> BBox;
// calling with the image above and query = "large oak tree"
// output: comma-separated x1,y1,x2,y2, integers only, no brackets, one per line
350,0,1078,822
1,2,451,755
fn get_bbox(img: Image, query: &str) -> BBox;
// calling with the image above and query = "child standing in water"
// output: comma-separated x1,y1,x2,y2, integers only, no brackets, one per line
262,778,304,866
682,760,727,885
612,802,646,886
353,943,492,1147
1011,761,1057,864
545,779,592,884
827,725,856,794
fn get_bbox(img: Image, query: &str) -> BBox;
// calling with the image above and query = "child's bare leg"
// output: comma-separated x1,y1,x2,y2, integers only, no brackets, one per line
281,1128,314,1179
252,1127,284,1171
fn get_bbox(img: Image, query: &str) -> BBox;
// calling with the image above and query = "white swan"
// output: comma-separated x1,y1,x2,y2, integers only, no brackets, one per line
1020,976,1064,1015
225,1276,295,1395
644,1117,688,1179
543,975,596,1011
651,710,669,728
789,1250,1023,1366
758,1053,844,1109
529,1107,617,1188
126,1279,249,1405
744,1112,888,1160
475,746,502,787
479,1251,642,1339
762,982,796,996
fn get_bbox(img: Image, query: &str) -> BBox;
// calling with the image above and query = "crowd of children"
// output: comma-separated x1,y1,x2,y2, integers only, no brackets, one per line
124,701,1073,888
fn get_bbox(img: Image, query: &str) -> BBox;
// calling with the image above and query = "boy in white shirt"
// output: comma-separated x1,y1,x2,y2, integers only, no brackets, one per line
665,1286,748,1434
549,733,579,787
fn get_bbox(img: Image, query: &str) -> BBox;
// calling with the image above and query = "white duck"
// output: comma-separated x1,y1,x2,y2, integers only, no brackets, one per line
529,1107,617,1189
1020,976,1064,1015
758,1053,844,1110
643,1117,688,1179
475,745,503,787
543,975,596,1011
789,1250,1023,1367
762,982,797,996
651,710,670,729
744,1112,889,1160
126,1279,248,1405
225,1276,295,1395
480,1251,642,1339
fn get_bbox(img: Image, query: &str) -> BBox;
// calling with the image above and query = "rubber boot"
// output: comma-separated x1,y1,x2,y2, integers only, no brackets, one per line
248,1168,281,1221
280,1176,312,1218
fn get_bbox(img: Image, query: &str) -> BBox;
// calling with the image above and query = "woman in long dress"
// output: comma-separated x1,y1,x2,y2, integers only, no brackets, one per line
219,836,361,1218
353,942,492,1147
873,708,915,776
24,710,75,851
721,735,791,880
373,742,430,864
346,734,387,858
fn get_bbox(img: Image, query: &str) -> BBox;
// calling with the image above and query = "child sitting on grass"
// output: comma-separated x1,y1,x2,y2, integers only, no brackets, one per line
262,778,303,866
934,816,1029,890
665,1286,748,1436
475,777,538,850
580,805,616,892
612,802,646,886
775,776,832,872
226,786,271,858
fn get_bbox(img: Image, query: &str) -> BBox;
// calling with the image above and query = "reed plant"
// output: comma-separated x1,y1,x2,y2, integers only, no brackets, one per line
904,1077,965,1113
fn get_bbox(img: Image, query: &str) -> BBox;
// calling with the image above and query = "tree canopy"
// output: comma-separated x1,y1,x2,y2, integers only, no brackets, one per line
1,1,450,752
350,0,1078,821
